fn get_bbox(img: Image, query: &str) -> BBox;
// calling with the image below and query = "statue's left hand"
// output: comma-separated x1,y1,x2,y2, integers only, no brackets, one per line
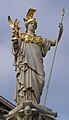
59,22,63,33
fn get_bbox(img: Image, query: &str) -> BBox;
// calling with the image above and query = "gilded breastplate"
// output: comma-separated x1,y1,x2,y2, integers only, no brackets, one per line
19,32,43,45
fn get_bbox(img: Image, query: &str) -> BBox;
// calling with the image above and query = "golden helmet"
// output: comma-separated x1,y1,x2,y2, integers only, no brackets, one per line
23,8,37,24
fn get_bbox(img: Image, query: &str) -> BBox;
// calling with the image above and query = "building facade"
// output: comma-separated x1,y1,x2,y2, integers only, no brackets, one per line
0,95,15,120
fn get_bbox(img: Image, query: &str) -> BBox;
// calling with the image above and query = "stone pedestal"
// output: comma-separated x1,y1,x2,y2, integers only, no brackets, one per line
4,101,57,120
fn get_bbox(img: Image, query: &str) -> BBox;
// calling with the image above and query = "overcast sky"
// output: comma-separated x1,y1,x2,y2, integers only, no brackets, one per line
0,0,69,120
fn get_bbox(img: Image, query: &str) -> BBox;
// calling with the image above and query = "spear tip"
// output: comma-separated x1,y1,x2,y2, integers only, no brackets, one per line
62,7,65,16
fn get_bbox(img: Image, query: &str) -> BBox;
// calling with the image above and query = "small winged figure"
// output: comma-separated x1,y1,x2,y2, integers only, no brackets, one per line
8,16,20,39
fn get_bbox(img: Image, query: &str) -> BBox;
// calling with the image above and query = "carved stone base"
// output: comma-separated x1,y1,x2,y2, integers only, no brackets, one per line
4,101,57,120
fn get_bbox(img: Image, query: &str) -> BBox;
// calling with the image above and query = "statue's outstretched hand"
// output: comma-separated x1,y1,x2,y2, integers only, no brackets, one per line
12,19,20,39
8,16,20,39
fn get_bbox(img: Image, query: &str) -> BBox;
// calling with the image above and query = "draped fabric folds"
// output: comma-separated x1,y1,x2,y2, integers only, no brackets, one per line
12,36,50,104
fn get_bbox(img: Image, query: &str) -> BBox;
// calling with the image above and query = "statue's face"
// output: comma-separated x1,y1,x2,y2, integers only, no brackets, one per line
27,21,37,31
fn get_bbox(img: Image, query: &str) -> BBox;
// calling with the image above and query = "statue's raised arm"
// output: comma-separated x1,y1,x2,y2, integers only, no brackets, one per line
8,16,20,40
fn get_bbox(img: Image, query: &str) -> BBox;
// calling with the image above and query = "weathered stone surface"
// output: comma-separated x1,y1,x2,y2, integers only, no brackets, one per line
5,101,57,120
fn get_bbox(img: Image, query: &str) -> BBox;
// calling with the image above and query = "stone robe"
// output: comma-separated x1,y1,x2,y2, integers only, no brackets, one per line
12,34,50,104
